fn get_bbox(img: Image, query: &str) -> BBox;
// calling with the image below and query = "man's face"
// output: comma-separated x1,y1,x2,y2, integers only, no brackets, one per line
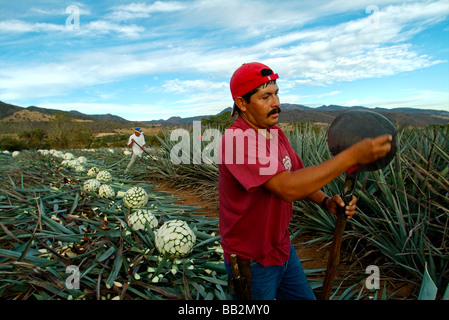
240,82,281,130
135,131,141,136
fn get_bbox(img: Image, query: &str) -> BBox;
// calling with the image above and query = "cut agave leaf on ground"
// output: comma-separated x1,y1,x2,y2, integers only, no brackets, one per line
0,149,227,300
418,262,438,300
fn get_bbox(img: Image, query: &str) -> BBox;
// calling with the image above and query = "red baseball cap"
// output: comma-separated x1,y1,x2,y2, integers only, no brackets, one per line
230,62,279,116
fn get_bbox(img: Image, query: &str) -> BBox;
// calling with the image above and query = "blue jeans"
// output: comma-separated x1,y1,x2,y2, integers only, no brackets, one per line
225,243,316,300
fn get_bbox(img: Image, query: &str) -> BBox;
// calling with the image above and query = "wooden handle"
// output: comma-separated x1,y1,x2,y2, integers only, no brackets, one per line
321,208,347,300
321,171,358,300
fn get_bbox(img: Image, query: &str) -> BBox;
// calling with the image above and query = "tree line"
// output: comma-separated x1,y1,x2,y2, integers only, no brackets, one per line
0,112,163,151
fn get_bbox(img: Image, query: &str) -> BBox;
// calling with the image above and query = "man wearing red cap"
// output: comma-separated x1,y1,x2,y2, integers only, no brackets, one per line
218,62,393,299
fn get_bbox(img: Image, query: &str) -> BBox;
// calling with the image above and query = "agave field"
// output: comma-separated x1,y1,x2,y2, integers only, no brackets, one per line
0,148,228,300
287,123,449,299
1,122,448,300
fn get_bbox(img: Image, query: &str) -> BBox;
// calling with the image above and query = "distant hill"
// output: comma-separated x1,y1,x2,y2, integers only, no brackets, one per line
1,101,448,132
315,104,449,118
142,104,449,127
143,115,205,125
0,101,23,118
0,101,129,123
277,105,449,127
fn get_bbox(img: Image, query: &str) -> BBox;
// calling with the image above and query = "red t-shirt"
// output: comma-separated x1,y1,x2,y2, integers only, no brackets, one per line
218,117,304,267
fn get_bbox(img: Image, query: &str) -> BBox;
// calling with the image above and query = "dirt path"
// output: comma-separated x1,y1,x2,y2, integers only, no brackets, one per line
148,179,219,217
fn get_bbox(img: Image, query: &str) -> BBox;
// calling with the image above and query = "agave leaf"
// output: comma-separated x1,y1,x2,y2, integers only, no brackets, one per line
196,275,228,286
105,251,123,287
193,235,221,249
418,262,438,300
0,248,52,266
442,283,449,300
97,246,116,263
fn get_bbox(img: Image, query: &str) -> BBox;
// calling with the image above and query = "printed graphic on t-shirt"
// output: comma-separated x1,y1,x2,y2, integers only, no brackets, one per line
282,156,292,172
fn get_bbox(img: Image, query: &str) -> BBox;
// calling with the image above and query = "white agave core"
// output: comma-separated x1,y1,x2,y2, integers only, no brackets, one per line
96,170,112,182
83,179,101,192
128,209,158,231
155,220,196,257
123,187,148,209
98,184,115,198
87,167,99,176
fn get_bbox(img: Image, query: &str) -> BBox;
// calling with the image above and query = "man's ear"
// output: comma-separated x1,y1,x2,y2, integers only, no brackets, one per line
234,97,247,112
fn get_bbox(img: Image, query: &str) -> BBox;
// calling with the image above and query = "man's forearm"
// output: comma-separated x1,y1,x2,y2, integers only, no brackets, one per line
264,149,356,202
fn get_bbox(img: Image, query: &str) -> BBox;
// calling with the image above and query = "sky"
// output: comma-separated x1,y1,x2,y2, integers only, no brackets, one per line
0,0,448,121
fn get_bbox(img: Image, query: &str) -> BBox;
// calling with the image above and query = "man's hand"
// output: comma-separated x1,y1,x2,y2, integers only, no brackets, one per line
350,134,392,166
325,195,357,219
127,139,135,148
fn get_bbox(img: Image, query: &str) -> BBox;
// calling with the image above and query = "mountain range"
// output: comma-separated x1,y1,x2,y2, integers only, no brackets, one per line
1,100,448,129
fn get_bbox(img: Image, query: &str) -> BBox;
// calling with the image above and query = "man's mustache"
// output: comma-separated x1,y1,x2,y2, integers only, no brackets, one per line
267,107,281,117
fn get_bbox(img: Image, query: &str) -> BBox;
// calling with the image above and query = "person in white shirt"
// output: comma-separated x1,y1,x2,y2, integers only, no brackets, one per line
124,128,151,174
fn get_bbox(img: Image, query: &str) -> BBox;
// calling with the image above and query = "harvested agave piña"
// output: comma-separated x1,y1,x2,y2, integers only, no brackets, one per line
77,156,87,164
62,159,81,169
155,220,196,258
63,152,74,160
96,170,112,182
128,209,158,231
83,179,101,192
87,166,99,176
75,165,85,173
123,186,148,209
98,184,115,198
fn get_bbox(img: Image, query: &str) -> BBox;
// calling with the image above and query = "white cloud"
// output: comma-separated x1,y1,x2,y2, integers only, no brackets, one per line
0,19,66,32
0,0,448,114
253,1,449,84
0,18,144,37
29,4,91,16
108,1,186,20
162,79,228,94
318,91,342,98
82,20,144,37
163,93,232,117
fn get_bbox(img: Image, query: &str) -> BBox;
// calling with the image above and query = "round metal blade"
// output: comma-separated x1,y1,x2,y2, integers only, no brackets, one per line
327,110,397,172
